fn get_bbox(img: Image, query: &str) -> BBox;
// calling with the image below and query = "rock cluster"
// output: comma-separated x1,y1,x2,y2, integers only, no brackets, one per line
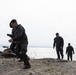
0,48,17,58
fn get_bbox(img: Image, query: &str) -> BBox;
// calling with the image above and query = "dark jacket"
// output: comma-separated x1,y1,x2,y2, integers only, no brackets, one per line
12,25,28,44
53,36,64,48
66,46,74,54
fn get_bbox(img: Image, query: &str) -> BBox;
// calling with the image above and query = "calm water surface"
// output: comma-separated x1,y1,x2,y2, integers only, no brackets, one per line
0,47,76,60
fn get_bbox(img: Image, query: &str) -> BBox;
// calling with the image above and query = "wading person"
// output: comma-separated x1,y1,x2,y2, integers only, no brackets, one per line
8,19,31,69
53,33,64,60
66,43,75,61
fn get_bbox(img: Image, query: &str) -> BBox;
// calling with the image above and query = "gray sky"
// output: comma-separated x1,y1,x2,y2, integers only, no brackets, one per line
0,0,76,47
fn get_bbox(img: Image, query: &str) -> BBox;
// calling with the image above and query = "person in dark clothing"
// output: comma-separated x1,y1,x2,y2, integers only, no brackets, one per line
53,33,64,59
8,19,31,69
66,43,75,61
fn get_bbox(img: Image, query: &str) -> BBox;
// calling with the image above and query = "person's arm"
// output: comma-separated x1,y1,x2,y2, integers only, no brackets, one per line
66,47,68,54
53,38,55,48
7,34,13,37
60,37,64,48
62,38,64,47
13,26,23,41
72,47,75,54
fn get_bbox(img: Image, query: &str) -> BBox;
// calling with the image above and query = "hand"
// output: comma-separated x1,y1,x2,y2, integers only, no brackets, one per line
7,34,10,36
7,34,12,37
8,39,13,43
73,52,75,54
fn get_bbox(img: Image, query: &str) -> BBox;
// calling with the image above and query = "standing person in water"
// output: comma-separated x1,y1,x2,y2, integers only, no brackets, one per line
66,43,75,61
53,33,64,60
8,19,31,69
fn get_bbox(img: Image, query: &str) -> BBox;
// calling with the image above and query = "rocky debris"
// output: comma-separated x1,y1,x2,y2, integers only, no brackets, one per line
3,48,13,53
1,48,17,58
0,51,2,54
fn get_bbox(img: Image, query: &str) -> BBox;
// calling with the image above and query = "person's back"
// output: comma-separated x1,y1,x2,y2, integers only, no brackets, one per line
12,24,28,44
66,46,74,54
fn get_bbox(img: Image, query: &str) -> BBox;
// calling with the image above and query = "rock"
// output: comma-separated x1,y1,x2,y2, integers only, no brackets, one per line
1,48,17,58
3,48,13,53
0,51,2,54
29,72,35,75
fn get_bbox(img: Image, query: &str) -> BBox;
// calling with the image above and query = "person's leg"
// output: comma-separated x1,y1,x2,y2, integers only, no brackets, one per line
21,42,31,69
60,48,64,59
15,44,22,59
10,42,16,52
70,53,72,61
68,54,69,61
56,47,60,59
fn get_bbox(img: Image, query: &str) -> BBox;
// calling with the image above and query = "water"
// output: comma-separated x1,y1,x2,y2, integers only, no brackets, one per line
27,47,76,61
0,47,76,60
0,46,5,51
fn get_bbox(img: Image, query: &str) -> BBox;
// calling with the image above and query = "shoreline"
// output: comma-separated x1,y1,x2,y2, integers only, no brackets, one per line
0,57,76,75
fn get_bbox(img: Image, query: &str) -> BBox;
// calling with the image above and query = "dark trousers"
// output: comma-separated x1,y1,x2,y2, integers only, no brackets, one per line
67,53,72,61
10,42,21,58
10,42,16,52
15,42,30,66
56,46,63,59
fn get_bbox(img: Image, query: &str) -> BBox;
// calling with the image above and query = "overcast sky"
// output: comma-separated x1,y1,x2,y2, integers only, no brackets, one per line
0,0,76,47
